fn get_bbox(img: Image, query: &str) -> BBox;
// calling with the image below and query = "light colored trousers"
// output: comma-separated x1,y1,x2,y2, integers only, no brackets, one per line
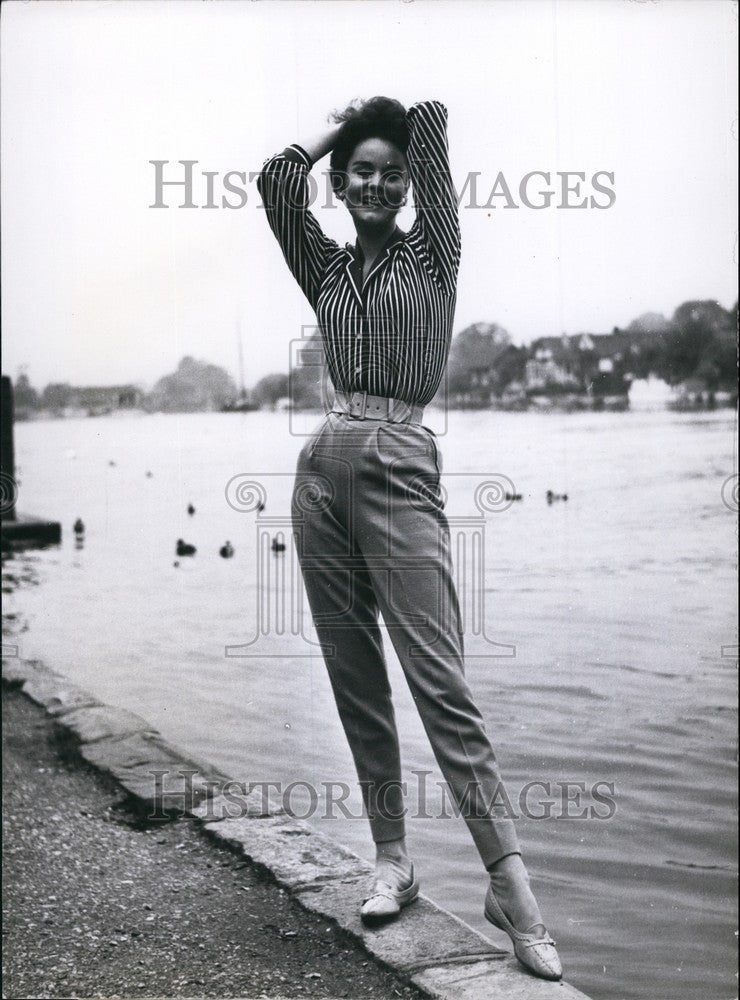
291,410,520,868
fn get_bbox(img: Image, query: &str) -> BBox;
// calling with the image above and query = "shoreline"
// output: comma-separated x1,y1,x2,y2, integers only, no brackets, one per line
12,396,739,422
2,655,591,1000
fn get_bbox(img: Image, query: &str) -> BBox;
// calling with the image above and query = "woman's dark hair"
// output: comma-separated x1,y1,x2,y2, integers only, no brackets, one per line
329,96,409,194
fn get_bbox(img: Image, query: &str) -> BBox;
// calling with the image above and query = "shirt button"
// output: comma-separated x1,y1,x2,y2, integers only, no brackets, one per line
354,366,362,374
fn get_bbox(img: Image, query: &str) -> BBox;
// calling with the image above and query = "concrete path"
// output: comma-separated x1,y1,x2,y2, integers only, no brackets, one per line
2,656,591,1000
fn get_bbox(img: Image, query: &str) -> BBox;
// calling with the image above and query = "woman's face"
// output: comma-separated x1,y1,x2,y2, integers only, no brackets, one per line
340,137,409,228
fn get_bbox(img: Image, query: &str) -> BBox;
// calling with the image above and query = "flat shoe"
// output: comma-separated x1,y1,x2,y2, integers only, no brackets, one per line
484,884,563,981
360,863,419,926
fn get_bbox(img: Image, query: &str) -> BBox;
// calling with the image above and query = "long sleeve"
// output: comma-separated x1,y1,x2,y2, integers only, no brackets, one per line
405,101,462,295
256,144,339,310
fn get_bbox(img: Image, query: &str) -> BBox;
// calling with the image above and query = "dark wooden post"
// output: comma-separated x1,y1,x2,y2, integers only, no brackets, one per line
1,375,17,521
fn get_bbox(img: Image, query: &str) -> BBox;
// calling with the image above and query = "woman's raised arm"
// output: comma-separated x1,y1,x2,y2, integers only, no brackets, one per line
256,124,342,310
292,124,342,167
405,100,462,294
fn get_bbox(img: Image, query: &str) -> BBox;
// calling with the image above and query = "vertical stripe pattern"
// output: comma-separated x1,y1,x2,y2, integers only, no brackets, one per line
257,101,462,407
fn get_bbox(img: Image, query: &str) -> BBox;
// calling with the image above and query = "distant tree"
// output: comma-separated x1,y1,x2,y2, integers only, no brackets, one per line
627,312,672,336
13,370,39,411
446,322,514,394
149,356,238,412
252,373,290,408
659,300,736,388
491,344,527,389
693,312,737,391
40,383,73,411
243,333,331,412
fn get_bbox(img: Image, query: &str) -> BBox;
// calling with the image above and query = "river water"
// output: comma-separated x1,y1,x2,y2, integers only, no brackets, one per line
3,408,737,1000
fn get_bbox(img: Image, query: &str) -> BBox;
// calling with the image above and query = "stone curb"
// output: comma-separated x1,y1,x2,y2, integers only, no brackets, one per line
1,656,591,1000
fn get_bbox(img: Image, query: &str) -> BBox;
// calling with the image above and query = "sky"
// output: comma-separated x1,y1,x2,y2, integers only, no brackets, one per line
1,0,737,392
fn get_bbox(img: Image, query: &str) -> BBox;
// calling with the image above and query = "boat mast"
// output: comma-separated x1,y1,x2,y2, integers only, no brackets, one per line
237,320,246,401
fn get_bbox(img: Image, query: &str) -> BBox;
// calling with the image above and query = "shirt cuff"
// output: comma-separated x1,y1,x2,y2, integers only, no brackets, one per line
281,144,313,169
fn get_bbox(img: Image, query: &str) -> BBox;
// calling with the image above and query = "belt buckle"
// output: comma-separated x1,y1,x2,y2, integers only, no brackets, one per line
353,390,368,419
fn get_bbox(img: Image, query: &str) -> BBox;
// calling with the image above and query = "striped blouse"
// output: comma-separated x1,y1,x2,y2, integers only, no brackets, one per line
257,100,461,407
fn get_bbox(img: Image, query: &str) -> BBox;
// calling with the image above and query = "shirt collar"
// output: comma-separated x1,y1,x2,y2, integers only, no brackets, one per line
345,226,406,263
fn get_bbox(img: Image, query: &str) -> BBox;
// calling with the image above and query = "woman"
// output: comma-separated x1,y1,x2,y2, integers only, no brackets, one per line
257,97,562,982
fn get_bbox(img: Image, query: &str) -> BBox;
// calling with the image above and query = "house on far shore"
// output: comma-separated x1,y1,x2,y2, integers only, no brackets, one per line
525,331,645,399
65,384,143,417
524,336,581,393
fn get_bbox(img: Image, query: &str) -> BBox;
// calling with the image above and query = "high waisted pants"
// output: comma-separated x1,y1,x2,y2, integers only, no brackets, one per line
290,411,520,869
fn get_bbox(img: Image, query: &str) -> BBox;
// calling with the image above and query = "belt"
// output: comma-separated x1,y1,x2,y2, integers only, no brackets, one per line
331,390,424,425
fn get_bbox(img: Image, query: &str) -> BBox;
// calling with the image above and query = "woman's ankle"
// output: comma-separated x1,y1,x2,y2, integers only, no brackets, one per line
375,836,409,862
487,852,529,883
374,838,413,887
487,854,543,931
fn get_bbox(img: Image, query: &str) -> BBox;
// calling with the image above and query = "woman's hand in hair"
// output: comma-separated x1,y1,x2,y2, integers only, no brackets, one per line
294,124,344,167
